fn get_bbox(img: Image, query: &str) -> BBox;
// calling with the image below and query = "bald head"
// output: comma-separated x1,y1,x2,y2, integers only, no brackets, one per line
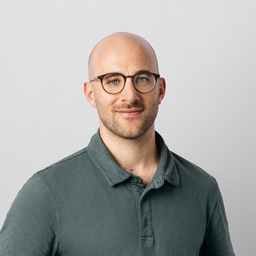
88,32,159,80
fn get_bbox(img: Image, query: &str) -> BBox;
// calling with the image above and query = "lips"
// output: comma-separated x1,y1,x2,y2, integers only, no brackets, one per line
116,108,144,117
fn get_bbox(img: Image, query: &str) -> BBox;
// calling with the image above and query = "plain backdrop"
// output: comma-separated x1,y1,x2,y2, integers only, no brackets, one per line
1,1,256,255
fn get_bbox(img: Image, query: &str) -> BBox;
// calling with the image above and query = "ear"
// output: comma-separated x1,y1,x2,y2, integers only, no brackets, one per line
158,77,166,104
84,82,97,108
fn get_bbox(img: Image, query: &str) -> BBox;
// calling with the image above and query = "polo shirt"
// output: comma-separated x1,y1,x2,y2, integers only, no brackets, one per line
0,131,235,255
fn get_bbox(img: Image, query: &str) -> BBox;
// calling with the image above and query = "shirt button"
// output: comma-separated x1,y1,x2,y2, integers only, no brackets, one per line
144,219,148,226
133,178,138,183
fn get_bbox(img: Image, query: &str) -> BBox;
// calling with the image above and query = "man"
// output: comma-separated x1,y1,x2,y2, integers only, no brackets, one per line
0,32,235,255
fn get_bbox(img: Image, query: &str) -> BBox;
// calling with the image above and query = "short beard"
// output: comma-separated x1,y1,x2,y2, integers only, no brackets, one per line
100,116,154,140
98,103,158,140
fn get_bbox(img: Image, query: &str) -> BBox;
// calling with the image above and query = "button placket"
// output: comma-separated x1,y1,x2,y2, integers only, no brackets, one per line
130,177,144,222
139,194,153,243
130,177,154,253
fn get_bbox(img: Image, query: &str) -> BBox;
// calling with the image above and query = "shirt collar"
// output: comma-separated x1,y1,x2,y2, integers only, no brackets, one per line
87,130,179,187
153,131,179,188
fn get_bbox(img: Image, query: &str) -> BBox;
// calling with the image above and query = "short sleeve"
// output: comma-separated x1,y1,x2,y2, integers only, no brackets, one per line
0,174,58,255
199,184,235,256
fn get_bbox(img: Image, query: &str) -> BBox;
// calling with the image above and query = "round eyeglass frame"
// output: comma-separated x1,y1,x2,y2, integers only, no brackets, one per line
89,71,160,94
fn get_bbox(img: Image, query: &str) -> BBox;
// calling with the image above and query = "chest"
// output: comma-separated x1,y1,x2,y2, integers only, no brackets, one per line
55,181,206,256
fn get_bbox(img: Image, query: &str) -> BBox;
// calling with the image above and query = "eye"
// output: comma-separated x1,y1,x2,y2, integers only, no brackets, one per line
135,74,151,83
108,79,120,85
103,74,123,87
137,77,147,82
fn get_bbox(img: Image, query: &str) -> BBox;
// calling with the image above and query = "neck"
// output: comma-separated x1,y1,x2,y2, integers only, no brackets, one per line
99,124,159,186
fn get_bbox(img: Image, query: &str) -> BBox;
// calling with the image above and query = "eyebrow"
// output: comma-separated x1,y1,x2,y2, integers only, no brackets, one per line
106,70,152,75
134,70,152,74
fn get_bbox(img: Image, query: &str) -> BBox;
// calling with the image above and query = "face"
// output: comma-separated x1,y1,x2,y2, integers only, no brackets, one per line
85,34,165,140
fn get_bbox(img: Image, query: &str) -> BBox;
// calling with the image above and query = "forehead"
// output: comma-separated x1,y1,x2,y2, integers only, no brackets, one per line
89,35,158,77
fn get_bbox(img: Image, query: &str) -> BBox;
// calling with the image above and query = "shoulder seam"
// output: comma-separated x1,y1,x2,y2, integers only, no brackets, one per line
43,149,88,171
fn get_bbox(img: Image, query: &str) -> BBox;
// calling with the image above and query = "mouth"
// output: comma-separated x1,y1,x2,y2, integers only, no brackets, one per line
116,109,144,118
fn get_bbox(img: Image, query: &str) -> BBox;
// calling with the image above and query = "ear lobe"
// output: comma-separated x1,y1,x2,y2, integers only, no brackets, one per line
158,77,166,104
84,82,97,108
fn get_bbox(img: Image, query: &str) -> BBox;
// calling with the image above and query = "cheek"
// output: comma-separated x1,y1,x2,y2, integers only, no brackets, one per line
93,91,117,110
150,91,161,105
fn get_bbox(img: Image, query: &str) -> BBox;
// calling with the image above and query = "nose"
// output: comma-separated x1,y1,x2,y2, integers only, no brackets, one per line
120,77,139,102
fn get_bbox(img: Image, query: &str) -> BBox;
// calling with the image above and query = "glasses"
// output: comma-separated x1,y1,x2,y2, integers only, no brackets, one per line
89,71,160,94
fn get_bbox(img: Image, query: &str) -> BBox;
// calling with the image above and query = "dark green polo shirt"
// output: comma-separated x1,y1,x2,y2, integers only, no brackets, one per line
0,131,235,255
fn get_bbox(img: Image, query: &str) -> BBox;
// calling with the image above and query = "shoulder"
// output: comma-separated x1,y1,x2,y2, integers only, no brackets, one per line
41,147,88,172
169,151,224,220
22,146,95,196
170,151,218,193
36,147,89,180
11,146,100,212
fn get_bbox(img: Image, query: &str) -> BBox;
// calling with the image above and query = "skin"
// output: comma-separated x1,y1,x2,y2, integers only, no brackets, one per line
84,32,166,186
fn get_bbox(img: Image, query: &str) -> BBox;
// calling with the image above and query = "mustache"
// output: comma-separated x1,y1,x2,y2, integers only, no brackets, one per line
114,102,145,110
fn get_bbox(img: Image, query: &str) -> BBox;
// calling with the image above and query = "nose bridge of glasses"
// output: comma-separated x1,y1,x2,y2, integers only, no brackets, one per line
124,74,134,82
120,74,137,94
122,74,134,87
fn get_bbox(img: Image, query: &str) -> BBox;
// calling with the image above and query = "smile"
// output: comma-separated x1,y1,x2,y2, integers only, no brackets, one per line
117,109,143,117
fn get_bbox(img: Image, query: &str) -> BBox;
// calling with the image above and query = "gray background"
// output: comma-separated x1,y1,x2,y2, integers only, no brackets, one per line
1,1,256,255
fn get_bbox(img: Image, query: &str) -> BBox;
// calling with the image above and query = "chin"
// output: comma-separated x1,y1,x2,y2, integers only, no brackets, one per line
100,114,156,140
115,132,142,140
110,125,151,140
